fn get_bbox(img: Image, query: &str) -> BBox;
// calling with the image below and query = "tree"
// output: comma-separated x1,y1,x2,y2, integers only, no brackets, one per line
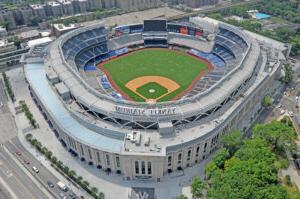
212,148,230,169
282,64,294,84
25,133,33,141
63,166,69,174
98,192,105,199
252,120,296,151
191,176,206,199
45,150,53,160
221,130,243,155
8,36,21,48
57,160,63,169
69,170,76,179
176,194,188,199
91,187,98,194
51,156,57,164
262,95,272,107
76,176,83,183
207,138,285,199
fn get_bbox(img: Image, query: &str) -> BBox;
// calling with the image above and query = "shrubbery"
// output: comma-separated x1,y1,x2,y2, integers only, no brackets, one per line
26,134,105,199
2,72,15,102
19,100,37,128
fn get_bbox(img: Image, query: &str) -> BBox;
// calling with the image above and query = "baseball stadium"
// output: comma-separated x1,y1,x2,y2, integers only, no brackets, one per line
23,17,289,181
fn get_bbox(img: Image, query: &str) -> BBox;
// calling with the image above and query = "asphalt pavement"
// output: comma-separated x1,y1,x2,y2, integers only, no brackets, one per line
5,138,79,199
0,146,47,199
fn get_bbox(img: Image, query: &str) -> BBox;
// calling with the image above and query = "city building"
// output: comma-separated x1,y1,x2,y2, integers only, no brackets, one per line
0,26,7,37
47,1,64,17
57,0,75,15
116,0,162,11
0,9,17,29
0,39,17,53
30,4,47,19
51,23,78,37
18,6,34,25
18,29,41,41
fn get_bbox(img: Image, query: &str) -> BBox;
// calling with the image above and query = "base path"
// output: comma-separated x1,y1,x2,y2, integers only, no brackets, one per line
125,76,180,102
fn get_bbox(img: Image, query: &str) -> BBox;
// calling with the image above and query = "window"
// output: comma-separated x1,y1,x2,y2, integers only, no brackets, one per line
196,146,200,157
168,156,172,166
106,154,110,166
147,162,152,175
187,150,191,161
178,153,182,164
96,152,101,163
135,161,139,174
141,161,145,174
80,145,84,156
116,157,120,167
88,149,92,160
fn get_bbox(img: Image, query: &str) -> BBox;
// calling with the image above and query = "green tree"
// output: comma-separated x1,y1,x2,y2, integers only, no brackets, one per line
176,194,188,199
69,170,76,179
262,95,272,107
91,186,98,194
51,156,57,164
252,120,296,151
207,140,282,199
282,65,294,84
98,192,105,199
212,148,230,169
191,176,206,199
221,130,243,155
25,133,33,141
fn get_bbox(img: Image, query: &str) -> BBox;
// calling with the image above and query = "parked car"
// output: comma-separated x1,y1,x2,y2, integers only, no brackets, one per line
69,192,77,199
59,193,67,199
24,160,30,165
57,181,68,192
16,151,21,156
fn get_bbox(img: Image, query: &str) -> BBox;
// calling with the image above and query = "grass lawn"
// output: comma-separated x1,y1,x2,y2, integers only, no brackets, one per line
102,48,209,102
136,82,168,99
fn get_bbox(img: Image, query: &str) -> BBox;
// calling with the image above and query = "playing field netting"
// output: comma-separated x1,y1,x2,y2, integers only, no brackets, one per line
99,48,212,102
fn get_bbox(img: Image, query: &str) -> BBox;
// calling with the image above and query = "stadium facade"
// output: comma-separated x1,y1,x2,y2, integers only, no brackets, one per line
23,17,289,181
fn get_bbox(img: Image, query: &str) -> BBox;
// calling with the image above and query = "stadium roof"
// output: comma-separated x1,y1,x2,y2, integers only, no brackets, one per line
24,63,124,153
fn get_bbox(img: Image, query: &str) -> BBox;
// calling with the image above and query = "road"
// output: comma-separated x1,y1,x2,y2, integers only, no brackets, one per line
0,146,47,199
0,79,80,199
5,138,78,199
167,0,263,20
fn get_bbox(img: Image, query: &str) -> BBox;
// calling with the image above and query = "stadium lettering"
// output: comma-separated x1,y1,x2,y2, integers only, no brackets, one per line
115,106,176,116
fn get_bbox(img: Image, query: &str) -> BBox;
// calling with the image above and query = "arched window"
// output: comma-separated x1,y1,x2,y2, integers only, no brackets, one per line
178,153,182,164
196,146,200,157
187,150,191,161
168,156,172,166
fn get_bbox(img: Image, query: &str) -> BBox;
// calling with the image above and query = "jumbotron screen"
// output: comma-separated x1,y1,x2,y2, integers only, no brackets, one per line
144,19,167,32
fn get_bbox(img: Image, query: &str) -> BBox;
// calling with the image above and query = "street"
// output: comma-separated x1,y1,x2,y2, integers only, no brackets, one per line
0,78,79,199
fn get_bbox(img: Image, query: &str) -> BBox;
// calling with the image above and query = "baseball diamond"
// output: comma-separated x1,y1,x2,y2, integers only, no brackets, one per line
99,48,211,102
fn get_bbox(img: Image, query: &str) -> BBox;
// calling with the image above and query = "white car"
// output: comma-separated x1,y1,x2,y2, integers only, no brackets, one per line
32,166,39,173
280,110,285,115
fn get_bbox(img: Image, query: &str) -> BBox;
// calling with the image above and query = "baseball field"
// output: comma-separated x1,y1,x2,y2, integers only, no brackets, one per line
100,48,211,102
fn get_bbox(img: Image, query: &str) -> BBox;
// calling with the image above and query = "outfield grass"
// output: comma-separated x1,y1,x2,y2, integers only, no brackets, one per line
102,49,209,102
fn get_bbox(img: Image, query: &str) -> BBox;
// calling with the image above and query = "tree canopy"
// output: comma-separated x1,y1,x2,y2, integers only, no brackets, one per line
220,130,243,155
252,120,296,151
